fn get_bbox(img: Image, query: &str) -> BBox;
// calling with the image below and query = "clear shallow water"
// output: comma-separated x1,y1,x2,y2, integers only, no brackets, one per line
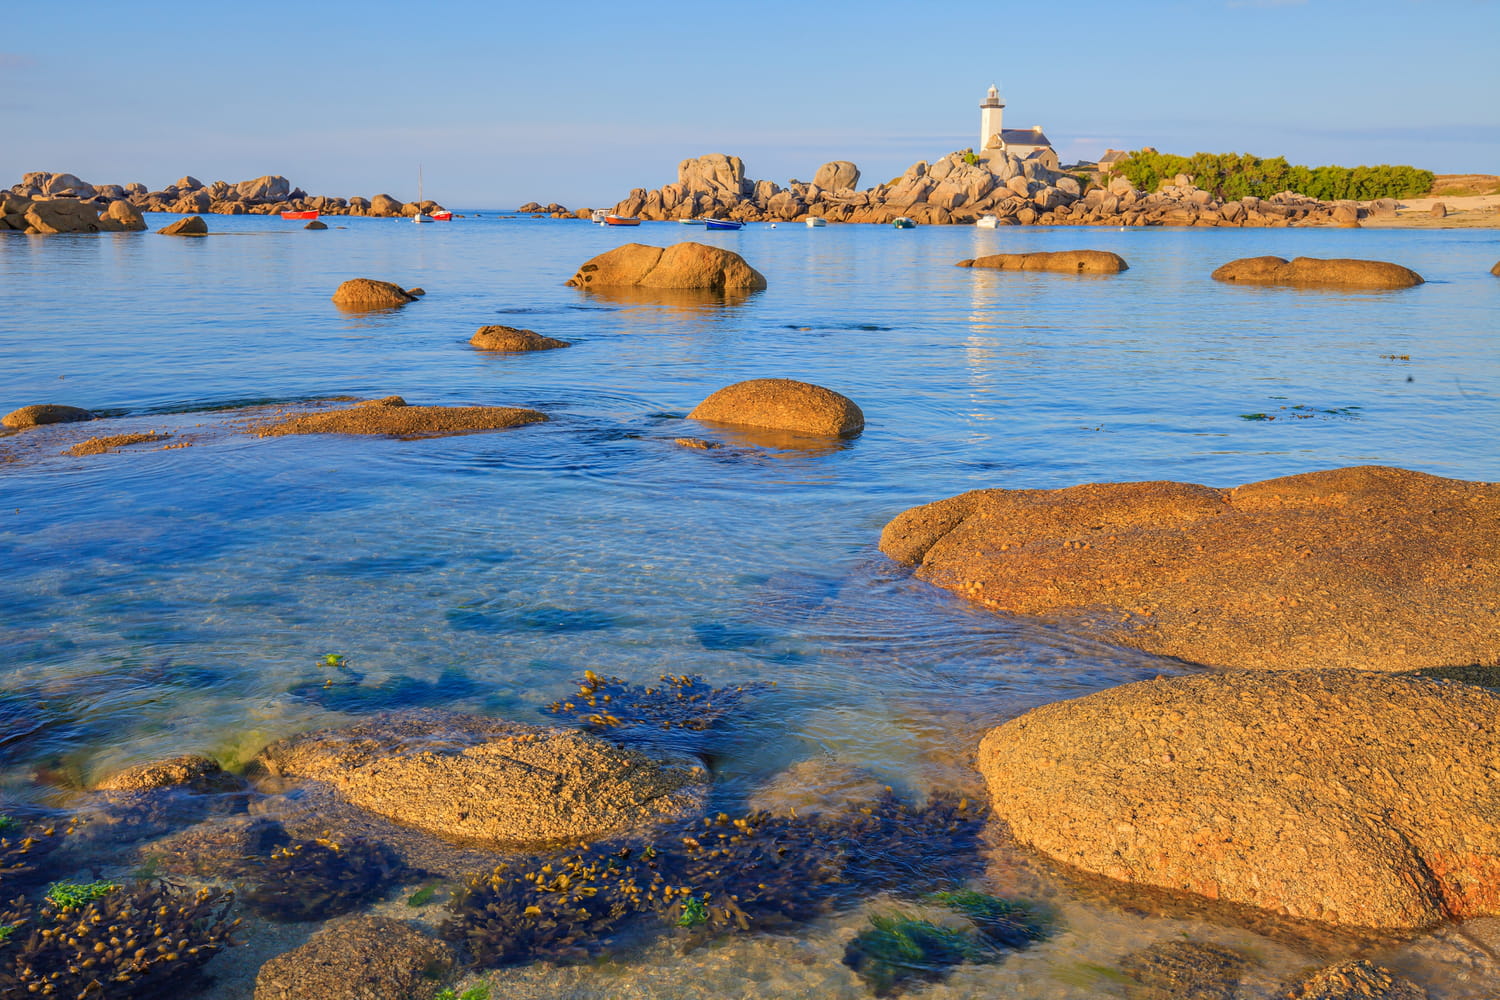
2,215,1499,995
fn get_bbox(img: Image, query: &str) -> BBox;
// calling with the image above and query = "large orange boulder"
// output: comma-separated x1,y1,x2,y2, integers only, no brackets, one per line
879,466,1499,671
979,670,1500,930
566,242,766,292
957,250,1128,274
689,378,863,437
1210,256,1422,288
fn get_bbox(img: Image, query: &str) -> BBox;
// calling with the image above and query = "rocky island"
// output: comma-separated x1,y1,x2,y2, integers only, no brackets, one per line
2,171,447,233
593,152,1496,228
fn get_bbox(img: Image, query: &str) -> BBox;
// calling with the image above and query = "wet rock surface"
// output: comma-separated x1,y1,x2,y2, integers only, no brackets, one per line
253,709,710,849
880,465,1499,672
688,378,864,438
978,669,1500,930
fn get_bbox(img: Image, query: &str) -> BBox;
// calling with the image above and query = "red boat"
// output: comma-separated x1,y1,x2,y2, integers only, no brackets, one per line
604,214,641,226
280,210,319,220
431,210,453,222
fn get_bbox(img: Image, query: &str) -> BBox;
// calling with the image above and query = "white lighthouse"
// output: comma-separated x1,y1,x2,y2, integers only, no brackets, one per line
979,84,1005,150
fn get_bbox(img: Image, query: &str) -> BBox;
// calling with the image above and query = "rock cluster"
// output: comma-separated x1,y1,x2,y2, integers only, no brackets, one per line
608,155,1419,228
979,669,1500,930
880,465,1500,672
1,188,146,234
3,171,445,229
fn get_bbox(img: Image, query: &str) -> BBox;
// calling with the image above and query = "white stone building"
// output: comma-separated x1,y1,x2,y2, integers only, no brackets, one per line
978,85,1059,171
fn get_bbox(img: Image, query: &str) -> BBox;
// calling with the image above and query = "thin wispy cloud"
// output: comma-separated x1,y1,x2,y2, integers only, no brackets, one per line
0,52,36,69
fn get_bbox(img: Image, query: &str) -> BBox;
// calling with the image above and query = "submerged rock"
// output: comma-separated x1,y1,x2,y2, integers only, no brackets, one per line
252,914,454,1000
1118,940,1249,1000
249,398,546,440
93,754,239,793
63,431,169,456
1210,256,1423,288
689,378,863,437
331,278,416,310
566,241,767,292
957,250,1128,273
1282,959,1429,999
978,670,1500,930
253,710,709,849
879,465,1499,672
470,325,571,352
2,403,94,429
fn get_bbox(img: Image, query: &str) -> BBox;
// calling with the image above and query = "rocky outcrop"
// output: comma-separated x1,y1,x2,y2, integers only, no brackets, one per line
978,670,1500,930
879,466,1499,672
2,404,94,428
253,710,708,848
602,153,1417,227
252,914,454,1000
331,278,417,310
566,242,766,292
1211,256,1424,289
157,215,207,236
4,171,445,222
689,379,864,437
469,325,571,351
248,397,547,440
957,250,1128,274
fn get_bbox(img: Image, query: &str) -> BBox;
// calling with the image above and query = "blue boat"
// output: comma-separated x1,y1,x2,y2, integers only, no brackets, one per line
703,219,744,231
892,217,916,229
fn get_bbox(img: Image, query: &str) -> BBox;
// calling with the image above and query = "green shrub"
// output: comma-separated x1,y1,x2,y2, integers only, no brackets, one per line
1115,149,1432,201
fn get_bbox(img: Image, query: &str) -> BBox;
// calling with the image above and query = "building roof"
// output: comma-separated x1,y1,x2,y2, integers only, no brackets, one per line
1098,149,1128,165
1000,127,1052,148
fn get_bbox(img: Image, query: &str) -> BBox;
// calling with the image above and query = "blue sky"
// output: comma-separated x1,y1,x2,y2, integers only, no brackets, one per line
2,0,1496,208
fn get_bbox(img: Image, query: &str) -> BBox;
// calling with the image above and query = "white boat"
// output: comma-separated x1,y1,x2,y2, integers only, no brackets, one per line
414,166,432,223
591,209,609,225
805,217,827,228
975,214,1000,229
678,218,706,226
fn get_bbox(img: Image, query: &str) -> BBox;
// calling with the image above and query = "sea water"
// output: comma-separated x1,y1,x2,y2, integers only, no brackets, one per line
1,215,1498,997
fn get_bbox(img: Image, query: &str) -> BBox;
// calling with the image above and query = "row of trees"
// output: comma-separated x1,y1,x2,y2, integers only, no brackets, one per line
1112,150,1434,202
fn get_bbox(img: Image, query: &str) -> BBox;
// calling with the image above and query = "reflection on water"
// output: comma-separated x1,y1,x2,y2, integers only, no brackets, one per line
1,217,1498,997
